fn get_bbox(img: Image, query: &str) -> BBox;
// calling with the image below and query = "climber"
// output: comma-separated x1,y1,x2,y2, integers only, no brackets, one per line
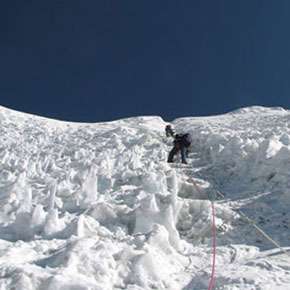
167,133,192,164
165,124,175,138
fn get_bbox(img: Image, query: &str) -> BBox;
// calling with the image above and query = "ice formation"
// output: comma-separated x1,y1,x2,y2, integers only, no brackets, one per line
0,105,289,289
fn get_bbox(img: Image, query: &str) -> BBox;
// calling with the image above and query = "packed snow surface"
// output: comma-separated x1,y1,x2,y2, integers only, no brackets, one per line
0,105,290,290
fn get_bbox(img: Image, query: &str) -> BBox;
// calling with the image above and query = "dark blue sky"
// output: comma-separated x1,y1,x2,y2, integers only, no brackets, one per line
1,1,290,122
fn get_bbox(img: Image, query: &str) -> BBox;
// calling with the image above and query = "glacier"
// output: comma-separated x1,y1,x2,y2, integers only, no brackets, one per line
0,105,289,289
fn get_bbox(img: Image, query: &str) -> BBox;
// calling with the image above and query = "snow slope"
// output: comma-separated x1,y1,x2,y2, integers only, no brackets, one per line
0,105,289,290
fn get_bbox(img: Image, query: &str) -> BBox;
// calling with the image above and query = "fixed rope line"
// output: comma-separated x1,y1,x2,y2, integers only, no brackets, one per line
190,177,216,290
236,209,290,258
206,182,290,258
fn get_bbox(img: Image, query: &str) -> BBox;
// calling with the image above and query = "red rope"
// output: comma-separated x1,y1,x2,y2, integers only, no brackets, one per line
208,200,216,290
190,177,216,290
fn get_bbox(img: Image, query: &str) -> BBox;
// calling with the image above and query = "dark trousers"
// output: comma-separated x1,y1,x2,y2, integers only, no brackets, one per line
167,144,187,164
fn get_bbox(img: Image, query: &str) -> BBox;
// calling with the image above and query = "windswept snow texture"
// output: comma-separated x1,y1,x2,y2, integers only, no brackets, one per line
0,105,290,290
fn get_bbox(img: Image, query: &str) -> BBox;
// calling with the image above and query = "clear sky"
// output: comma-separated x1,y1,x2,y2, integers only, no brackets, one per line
1,0,290,122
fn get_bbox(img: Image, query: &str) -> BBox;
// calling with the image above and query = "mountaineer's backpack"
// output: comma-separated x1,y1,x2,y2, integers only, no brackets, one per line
175,133,192,147
182,133,192,147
